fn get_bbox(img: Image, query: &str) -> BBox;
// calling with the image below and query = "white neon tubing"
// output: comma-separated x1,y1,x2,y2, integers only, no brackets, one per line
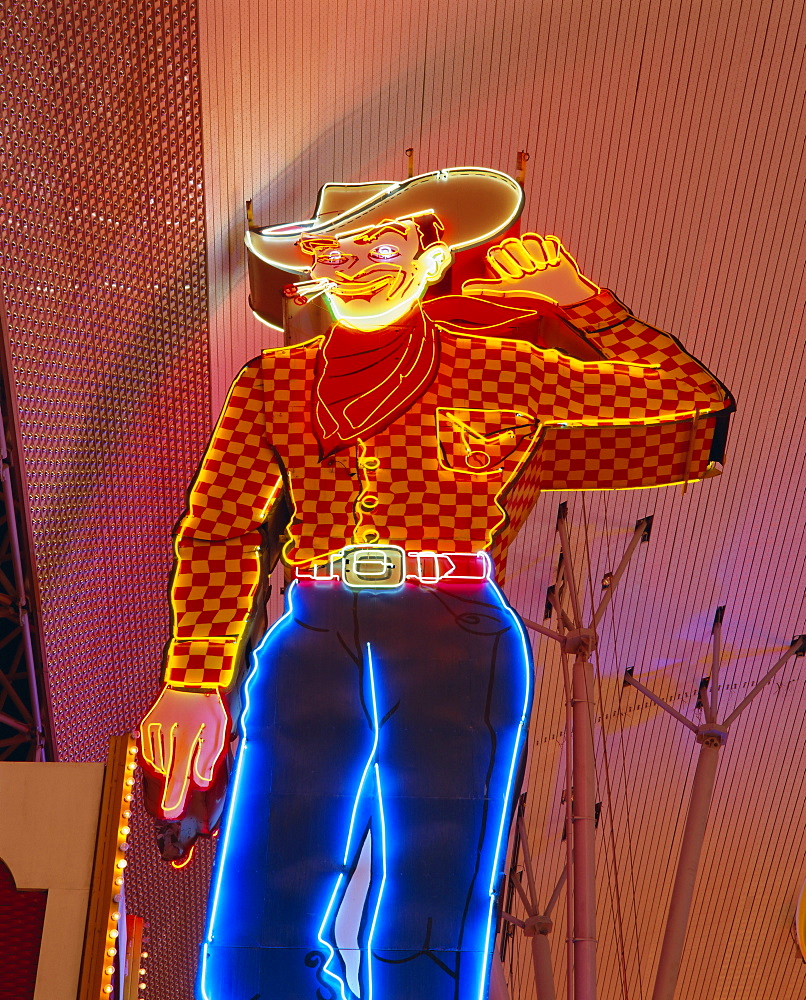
364,646,388,1000
200,583,527,1000
366,760,388,1000
317,641,384,1000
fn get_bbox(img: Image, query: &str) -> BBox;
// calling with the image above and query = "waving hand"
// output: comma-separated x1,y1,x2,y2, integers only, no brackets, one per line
463,233,600,306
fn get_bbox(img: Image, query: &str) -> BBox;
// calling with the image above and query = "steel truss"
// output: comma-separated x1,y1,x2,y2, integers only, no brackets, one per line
495,504,804,1000
0,295,51,761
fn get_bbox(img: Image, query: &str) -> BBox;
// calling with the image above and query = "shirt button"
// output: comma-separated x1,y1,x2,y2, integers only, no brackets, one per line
360,494,379,510
360,456,380,470
356,527,380,544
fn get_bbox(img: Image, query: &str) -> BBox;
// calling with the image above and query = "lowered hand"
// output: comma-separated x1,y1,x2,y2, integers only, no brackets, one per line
139,685,231,821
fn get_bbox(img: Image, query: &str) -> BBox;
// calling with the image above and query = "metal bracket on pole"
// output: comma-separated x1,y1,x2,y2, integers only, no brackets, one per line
519,508,654,1000
626,617,805,1000
501,814,567,1000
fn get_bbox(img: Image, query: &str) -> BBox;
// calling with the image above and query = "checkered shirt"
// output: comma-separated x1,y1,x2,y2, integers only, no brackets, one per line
163,290,732,689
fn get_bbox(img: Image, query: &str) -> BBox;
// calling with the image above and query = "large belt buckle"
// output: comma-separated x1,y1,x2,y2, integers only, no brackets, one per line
341,544,405,589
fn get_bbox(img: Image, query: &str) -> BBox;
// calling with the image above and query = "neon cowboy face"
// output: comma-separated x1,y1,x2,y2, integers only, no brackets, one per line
305,216,452,331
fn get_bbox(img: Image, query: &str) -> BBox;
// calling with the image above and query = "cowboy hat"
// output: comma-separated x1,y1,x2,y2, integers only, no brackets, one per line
245,167,524,275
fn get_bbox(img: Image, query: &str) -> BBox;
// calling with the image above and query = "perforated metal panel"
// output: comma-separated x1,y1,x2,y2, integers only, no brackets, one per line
0,2,211,996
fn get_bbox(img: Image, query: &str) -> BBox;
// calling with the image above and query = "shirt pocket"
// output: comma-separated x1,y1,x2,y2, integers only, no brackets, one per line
436,407,540,476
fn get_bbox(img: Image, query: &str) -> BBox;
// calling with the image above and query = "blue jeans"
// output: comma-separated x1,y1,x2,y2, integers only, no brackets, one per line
198,577,532,1000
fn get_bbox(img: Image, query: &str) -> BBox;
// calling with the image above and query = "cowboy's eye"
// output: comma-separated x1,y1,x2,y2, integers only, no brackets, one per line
368,244,401,262
317,250,349,265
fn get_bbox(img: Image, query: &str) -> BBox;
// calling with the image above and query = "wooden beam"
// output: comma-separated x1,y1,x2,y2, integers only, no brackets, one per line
77,733,137,1000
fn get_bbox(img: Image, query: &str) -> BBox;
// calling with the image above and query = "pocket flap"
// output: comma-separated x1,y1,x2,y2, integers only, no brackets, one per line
436,407,540,475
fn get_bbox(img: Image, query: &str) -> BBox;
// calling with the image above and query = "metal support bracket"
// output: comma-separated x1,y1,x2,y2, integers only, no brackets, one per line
524,913,553,937
625,611,804,1000
517,510,654,1000
695,723,728,748
562,627,597,655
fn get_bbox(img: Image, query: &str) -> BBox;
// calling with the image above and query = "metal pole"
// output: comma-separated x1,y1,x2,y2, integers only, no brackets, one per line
624,672,699,733
489,956,511,1000
513,814,562,1000
523,618,567,643
723,643,802,727
591,518,648,629
572,647,597,1000
563,651,575,1000
651,729,725,1000
527,919,557,1000
556,510,583,627
709,607,724,720
521,513,653,1000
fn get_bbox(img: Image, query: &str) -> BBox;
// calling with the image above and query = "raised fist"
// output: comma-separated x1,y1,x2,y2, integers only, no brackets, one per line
463,233,600,307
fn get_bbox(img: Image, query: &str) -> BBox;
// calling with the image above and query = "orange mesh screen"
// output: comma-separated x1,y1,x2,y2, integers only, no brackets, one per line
0,3,212,996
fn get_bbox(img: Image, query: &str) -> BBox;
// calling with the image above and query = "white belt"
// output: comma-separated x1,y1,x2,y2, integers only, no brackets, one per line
295,545,492,589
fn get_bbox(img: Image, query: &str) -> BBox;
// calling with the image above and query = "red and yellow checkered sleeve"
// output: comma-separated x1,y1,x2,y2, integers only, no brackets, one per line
529,290,733,491
532,290,729,425
163,357,283,692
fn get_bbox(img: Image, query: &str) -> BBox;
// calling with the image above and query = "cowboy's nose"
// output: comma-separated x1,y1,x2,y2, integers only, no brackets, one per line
334,262,361,279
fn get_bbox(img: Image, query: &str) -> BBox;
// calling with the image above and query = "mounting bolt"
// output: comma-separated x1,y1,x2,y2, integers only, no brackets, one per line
523,913,553,937
695,723,728,748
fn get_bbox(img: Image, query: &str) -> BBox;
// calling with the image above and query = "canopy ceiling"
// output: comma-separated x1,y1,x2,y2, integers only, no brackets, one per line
1,0,802,997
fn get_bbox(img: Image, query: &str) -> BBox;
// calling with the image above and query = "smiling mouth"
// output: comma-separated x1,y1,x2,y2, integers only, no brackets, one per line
330,273,395,300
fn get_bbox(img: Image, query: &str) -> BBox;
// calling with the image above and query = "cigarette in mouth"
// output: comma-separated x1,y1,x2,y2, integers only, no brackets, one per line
283,278,336,304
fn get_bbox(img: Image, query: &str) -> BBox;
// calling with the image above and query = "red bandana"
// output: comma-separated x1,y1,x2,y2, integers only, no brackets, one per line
312,308,439,458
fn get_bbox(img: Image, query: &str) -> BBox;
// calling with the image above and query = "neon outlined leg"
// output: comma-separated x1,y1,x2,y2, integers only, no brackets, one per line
317,642,387,1000
475,593,533,1000
198,586,298,1000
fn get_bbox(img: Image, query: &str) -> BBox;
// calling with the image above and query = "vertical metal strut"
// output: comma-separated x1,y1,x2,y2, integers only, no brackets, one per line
517,506,653,1000
625,612,806,1000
